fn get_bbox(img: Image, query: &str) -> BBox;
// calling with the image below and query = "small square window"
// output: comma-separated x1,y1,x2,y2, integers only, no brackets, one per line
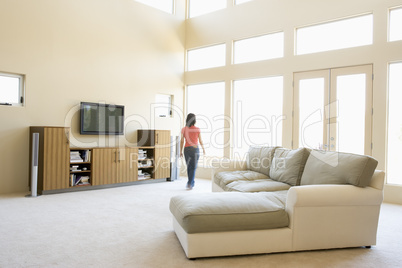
0,72,25,106
155,94,173,117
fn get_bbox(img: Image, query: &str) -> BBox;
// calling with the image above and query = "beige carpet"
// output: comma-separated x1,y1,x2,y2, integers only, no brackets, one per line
0,177,401,268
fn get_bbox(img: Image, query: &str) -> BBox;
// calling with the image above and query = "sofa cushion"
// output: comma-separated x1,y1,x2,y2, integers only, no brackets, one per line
225,179,291,192
214,170,269,191
269,148,310,186
300,150,378,187
169,191,288,234
247,146,279,176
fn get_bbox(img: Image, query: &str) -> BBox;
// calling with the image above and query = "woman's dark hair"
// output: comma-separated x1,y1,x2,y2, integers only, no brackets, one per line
186,113,196,127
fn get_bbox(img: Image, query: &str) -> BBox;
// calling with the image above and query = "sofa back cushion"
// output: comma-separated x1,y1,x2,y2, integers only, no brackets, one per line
300,150,378,187
247,146,278,176
269,147,310,186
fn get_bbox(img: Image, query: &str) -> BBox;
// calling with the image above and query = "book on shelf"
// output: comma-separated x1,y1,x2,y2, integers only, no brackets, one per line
70,150,91,163
70,174,90,186
70,151,83,163
138,149,147,160
138,172,151,180
81,150,91,162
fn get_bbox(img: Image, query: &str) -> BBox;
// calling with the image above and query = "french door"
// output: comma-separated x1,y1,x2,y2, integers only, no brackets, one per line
293,65,373,155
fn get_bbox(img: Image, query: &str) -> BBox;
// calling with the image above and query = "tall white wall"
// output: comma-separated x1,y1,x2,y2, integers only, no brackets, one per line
184,0,402,203
0,0,186,194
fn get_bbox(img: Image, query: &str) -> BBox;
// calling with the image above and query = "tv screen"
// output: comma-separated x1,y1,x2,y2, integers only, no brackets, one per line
80,102,124,135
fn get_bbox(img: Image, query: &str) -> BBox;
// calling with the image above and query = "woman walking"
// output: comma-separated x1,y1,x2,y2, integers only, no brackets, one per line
180,113,205,190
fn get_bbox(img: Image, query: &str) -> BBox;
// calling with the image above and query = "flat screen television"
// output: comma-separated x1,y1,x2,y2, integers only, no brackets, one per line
80,102,124,135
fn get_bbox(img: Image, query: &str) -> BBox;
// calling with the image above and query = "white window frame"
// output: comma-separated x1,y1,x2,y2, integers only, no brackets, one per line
0,72,25,107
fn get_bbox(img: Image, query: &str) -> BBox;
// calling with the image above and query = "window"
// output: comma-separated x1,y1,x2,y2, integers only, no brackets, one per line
0,72,24,106
188,0,226,18
233,76,283,158
187,44,226,71
235,0,253,4
387,62,402,185
155,94,173,117
389,7,402,42
187,82,225,157
296,14,373,55
135,0,174,14
233,32,284,64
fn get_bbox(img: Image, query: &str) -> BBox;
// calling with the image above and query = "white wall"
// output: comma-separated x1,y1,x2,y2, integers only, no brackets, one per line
0,0,186,194
184,0,402,203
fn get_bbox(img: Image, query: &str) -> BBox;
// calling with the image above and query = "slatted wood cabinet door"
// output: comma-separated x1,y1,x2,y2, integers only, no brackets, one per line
91,148,117,186
116,148,138,183
154,130,171,180
29,127,70,193
92,148,138,185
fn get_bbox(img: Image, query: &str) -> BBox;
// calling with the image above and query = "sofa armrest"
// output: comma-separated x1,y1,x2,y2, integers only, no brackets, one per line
286,183,384,250
286,184,383,209
369,170,385,190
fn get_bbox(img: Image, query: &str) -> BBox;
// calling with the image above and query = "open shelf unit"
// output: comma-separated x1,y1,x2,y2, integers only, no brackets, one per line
69,149,92,187
138,147,154,180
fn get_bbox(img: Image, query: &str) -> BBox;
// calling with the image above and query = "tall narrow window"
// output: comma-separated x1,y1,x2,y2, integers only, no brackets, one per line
389,7,402,42
187,82,225,157
233,76,283,158
233,32,284,64
0,72,24,106
296,14,373,55
387,62,402,185
135,0,174,14
188,0,226,18
187,44,226,71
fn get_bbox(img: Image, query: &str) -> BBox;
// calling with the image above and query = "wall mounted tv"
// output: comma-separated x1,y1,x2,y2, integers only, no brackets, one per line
80,102,125,135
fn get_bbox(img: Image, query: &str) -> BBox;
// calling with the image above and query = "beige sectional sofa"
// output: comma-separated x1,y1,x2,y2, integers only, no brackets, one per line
169,146,385,259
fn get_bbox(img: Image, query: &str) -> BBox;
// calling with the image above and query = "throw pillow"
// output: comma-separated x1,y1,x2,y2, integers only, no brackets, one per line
247,146,279,176
269,147,310,186
300,150,378,187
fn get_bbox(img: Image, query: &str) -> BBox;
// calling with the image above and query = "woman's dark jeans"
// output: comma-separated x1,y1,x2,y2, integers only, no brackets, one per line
184,146,200,188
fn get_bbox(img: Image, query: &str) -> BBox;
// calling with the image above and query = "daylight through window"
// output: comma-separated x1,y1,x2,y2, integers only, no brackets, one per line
187,44,226,71
296,14,373,55
0,72,24,106
234,32,284,64
389,7,402,42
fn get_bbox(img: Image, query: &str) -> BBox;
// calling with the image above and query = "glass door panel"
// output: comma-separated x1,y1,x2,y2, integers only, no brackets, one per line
298,78,325,149
331,65,372,154
336,74,366,154
293,70,329,149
